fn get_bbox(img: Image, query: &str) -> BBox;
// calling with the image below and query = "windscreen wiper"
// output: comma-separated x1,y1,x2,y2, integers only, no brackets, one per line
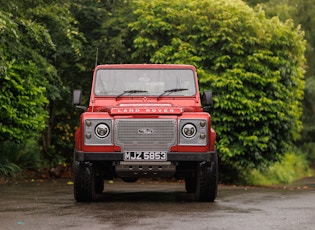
158,88,188,99
116,90,148,99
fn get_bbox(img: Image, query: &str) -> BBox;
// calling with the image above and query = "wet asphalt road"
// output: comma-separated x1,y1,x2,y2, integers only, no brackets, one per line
0,177,315,230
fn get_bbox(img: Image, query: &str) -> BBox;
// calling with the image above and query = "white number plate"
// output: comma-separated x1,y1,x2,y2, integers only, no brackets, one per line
124,151,167,161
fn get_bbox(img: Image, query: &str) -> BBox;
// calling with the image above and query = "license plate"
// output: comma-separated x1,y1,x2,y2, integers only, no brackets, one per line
124,151,167,161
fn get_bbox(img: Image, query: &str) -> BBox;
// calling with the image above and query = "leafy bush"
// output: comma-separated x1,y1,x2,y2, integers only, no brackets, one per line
50,110,78,166
16,139,44,170
0,139,43,177
300,142,315,168
0,162,21,178
0,141,21,177
130,0,306,182
0,9,55,143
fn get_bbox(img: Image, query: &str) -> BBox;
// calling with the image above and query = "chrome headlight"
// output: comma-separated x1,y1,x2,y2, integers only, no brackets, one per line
95,123,110,138
182,123,197,138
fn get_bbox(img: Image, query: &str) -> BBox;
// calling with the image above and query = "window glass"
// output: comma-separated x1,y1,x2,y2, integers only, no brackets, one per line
94,68,196,96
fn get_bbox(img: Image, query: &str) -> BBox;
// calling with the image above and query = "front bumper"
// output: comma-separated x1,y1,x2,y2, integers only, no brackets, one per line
75,151,216,162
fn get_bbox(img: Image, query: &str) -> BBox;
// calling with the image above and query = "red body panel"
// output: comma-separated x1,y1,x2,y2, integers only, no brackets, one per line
75,64,216,154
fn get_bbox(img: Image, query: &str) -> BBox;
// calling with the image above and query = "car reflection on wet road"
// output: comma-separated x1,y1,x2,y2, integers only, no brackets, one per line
0,177,314,230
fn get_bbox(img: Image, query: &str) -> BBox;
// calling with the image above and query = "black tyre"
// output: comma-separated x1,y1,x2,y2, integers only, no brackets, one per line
73,161,96,202
194,153,218,202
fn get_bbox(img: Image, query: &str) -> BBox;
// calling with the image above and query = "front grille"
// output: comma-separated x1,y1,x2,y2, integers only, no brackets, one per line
115,119,177,151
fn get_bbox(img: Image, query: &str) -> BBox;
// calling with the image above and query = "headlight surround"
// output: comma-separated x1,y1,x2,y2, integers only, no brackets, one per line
179,119,208,146
95,123,110,138
182,123,197,138
84,119,113,145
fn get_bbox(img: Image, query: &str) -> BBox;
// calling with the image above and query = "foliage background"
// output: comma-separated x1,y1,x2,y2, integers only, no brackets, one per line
246,0,315,174
0,0,313,183
128,0,306,182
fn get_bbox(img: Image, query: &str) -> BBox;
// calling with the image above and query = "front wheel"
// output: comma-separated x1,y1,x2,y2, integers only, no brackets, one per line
194,153,218,202
73,161,97,202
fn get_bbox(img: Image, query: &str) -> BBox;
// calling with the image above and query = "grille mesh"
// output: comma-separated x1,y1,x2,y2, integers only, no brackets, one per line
115,119,177,151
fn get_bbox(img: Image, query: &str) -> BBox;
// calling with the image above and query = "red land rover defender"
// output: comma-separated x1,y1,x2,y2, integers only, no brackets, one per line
73,64,217,202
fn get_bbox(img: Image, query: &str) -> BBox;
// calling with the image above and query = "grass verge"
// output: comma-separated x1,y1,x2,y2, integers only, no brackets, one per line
245,151,313,186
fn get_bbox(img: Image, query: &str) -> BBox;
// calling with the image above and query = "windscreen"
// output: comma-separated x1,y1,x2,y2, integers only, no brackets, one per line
94,68,196,96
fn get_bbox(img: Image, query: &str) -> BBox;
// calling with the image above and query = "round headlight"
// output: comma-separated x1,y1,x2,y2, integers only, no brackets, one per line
182,123,197,138
95,123,110,138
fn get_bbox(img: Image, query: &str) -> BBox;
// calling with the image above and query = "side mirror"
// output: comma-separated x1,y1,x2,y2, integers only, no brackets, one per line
73,90,82,105
73,90,87,111
201,91,213,107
